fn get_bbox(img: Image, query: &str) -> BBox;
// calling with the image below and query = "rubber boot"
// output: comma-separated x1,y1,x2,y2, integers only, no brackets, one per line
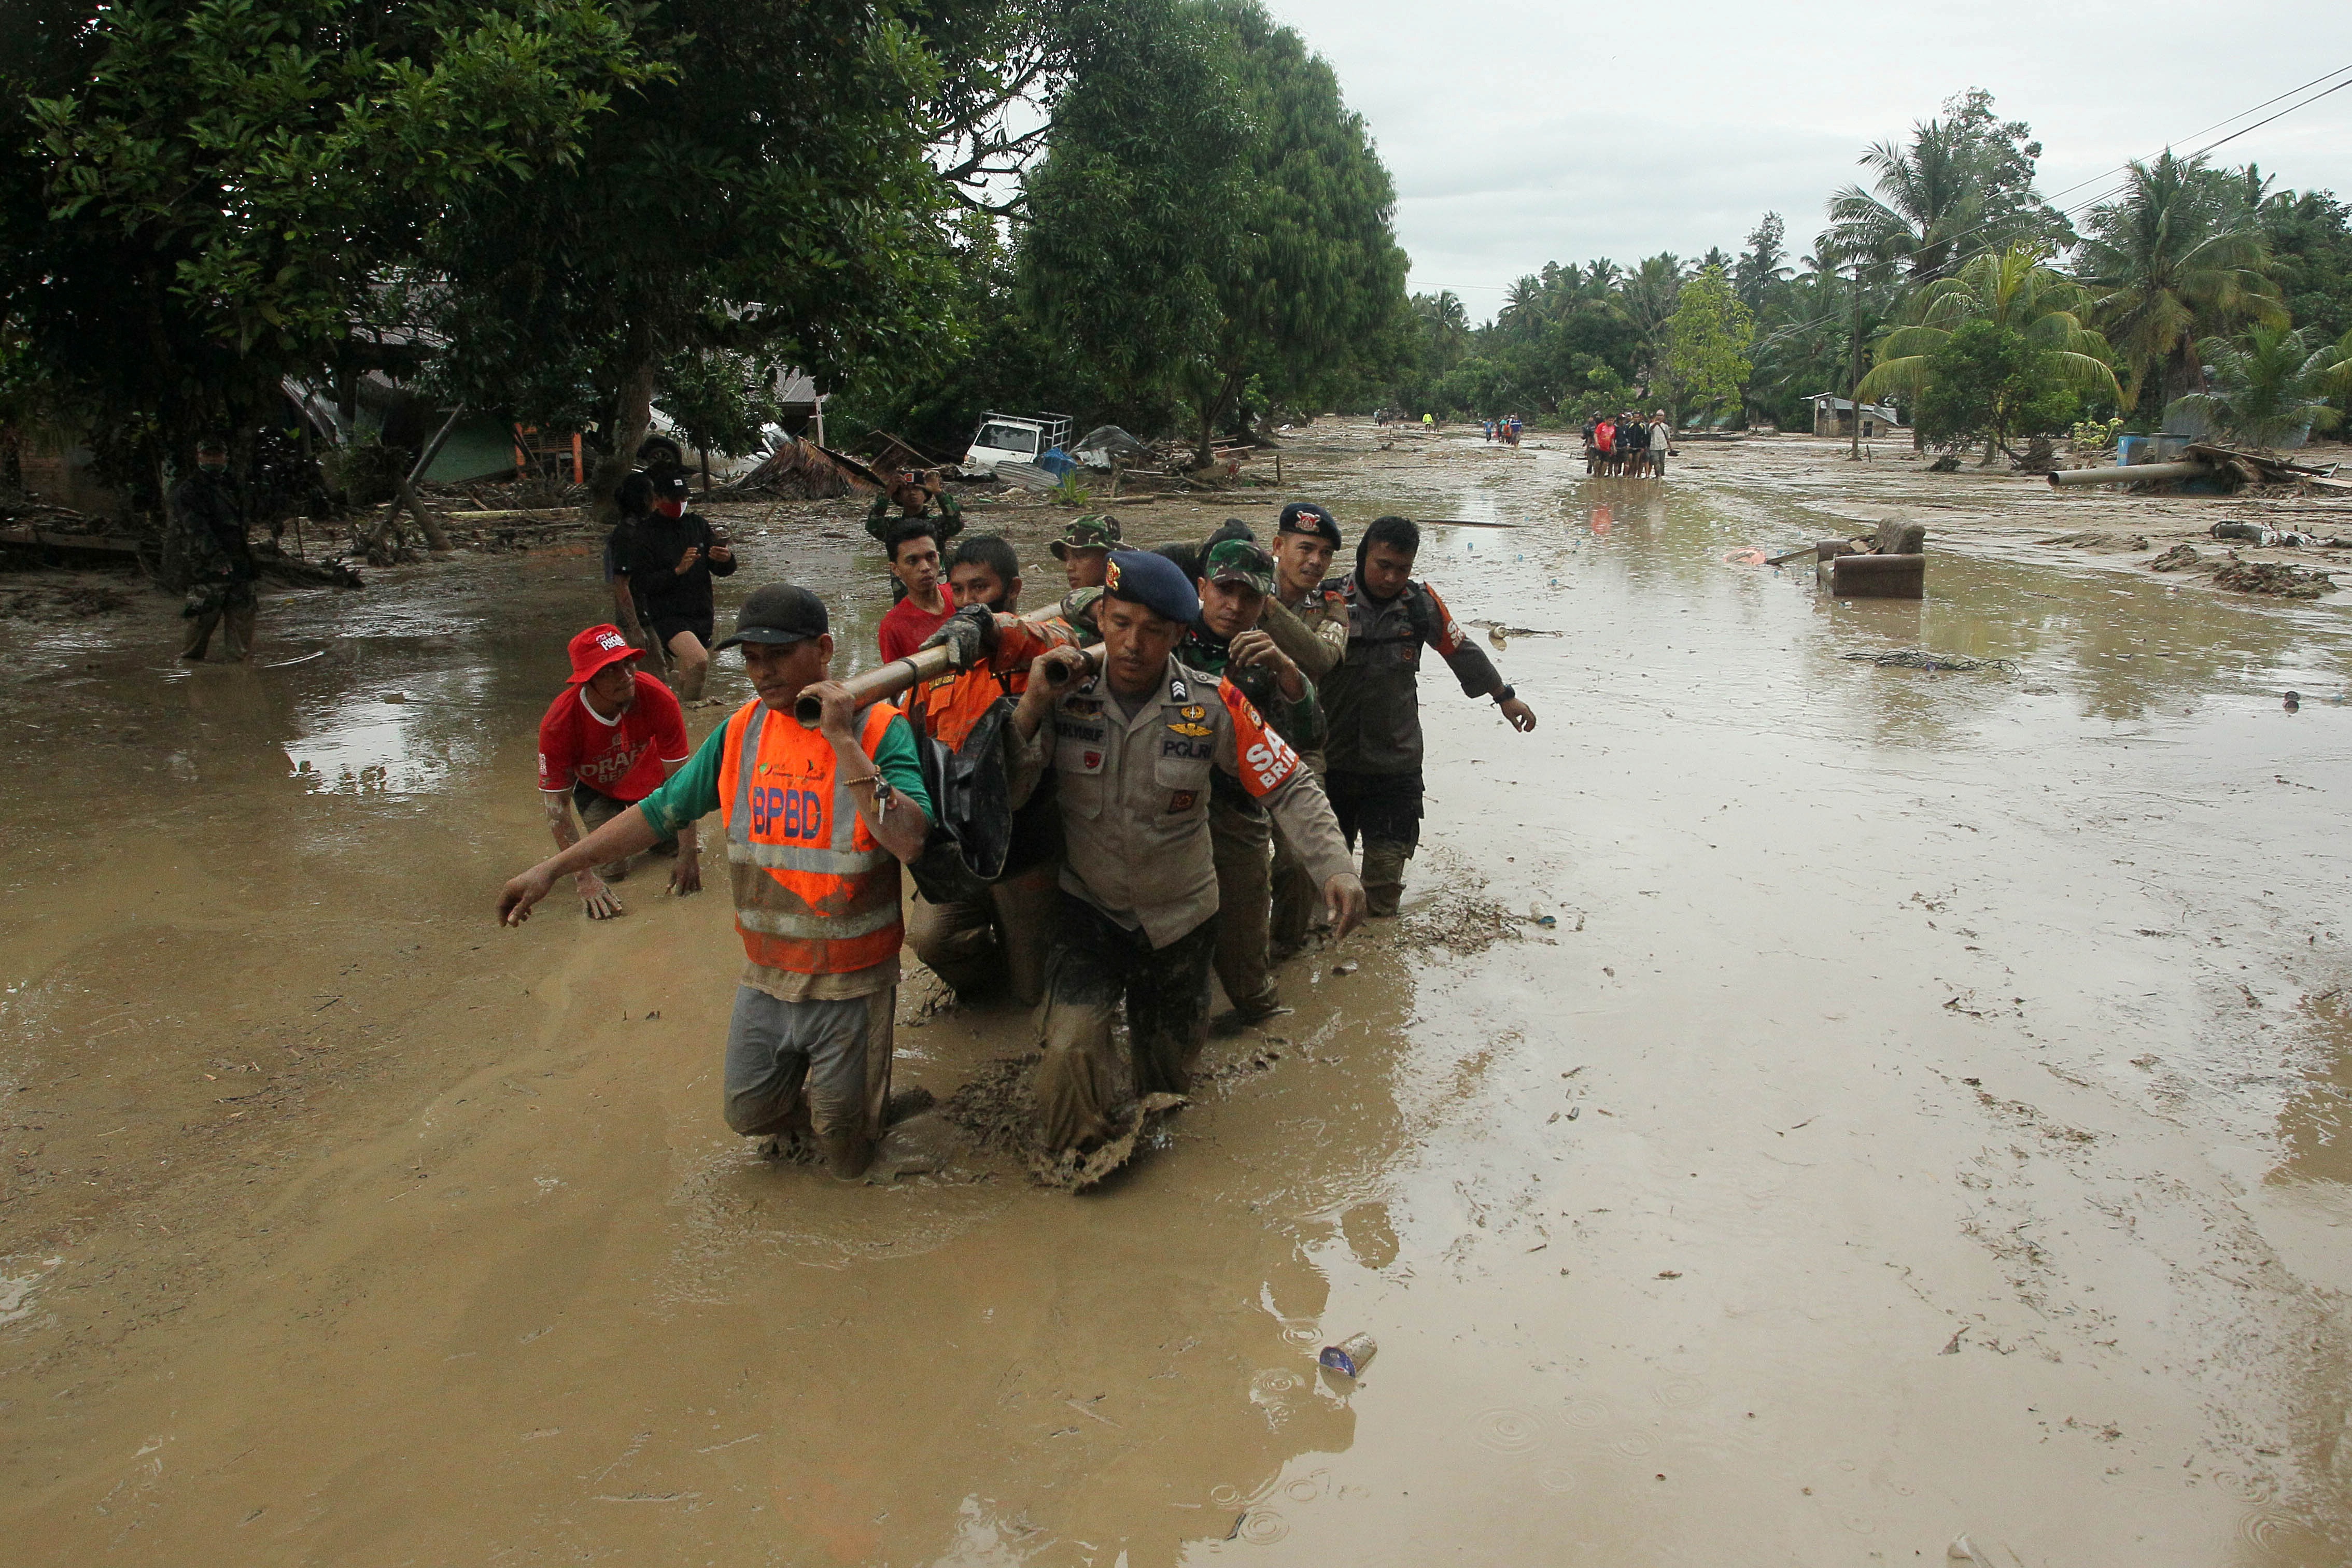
1361,838,1412,919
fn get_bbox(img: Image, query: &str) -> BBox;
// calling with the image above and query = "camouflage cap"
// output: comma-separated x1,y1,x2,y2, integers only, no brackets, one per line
1048,513,1121,559
1203,537,1275,597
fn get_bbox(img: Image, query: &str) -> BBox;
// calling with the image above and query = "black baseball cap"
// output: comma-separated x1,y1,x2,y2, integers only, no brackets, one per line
652,469,692,502
714,584,827,650
1277,501,1341,547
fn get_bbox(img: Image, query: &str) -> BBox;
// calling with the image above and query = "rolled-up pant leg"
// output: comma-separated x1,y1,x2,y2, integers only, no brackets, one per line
1208,799,1278,1017
723,985,893,1178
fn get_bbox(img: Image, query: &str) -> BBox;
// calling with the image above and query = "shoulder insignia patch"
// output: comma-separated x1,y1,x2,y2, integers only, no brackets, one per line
1179,703,1207,721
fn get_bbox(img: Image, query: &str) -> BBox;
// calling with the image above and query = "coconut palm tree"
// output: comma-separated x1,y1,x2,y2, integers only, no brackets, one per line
2166,324,2344,449
1857,244,2120,406
1828,118,1985,282
2076,151,2284,414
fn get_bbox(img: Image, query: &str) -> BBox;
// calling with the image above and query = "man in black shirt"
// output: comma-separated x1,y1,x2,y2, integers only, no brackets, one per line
628,469,736,701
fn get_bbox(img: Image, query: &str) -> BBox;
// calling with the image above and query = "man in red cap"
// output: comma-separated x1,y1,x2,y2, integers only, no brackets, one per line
534,624,697,917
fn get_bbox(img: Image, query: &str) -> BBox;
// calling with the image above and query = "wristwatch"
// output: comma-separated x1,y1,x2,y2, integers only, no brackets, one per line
1494,684,1516,702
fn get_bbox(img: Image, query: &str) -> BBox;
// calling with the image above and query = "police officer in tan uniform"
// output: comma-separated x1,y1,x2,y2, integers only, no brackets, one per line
1009,551,1365,1154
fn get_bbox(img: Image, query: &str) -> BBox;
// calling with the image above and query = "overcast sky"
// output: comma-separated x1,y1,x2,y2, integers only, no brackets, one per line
1260,1,2352,323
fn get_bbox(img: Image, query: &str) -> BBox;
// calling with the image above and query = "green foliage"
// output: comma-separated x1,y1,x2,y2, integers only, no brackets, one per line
418,0,983,463
8,0,650,472
1828,88,2071,280
2256,185,2352,348
1914,319,2079,454
2068,416,2125,451
1660,265,1754,420
1021,0,1409,458
1047,472,1092,506
1857,244,2118,409
2166,324,2344,449
2077,151,2285,414
659,349,784,459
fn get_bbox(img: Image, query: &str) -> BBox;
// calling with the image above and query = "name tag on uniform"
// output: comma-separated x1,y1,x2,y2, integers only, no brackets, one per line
1054,717,1106,743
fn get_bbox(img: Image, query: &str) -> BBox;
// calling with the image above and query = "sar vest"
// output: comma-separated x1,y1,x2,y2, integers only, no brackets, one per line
717,698,904,974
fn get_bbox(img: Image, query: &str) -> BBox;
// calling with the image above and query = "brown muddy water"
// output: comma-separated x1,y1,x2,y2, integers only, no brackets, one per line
3,423,2349,1565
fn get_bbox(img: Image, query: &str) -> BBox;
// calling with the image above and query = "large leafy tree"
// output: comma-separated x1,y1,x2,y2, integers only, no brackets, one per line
1857,244,2118,410
6,0,649,492
1659,264,1753,422
2255,182,2352,347
2166,324,2345,449
420,0,995,496
1733,212,1790,316
2076,151,2285,416
1913,317,2080,458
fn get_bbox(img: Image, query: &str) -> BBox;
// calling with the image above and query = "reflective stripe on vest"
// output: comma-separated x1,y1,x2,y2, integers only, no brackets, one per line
716,698,904,972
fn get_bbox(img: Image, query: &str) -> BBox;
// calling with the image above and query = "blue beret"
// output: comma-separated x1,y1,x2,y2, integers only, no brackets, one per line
1102,548,1200,625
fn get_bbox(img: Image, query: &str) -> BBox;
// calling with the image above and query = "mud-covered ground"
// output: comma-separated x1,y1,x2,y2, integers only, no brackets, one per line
3,421,2349,1565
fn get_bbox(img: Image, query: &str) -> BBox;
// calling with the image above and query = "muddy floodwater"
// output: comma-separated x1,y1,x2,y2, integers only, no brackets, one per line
4,422,2350,1565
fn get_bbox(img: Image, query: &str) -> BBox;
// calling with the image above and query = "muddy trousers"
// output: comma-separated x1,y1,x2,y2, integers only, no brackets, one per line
1269,755,1328,954
1033,895,1218,1153
1209,798,1280,1018
723,985,894,1179
577,784,679,881
1324,769,1425,917
181,581,257,661
906,862,1059,1006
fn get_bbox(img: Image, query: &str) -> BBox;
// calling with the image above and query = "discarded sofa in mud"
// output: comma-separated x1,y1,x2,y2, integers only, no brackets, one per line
1816,520,1925,599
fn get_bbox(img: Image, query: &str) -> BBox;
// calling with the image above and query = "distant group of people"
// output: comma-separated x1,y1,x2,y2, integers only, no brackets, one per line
502,493,1540,1181
1585,411,1672,477
1482,416,1523,447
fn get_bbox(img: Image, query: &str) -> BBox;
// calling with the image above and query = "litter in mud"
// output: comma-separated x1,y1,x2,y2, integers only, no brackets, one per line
1841,649,2017,673
2148,543,2205,572
938,1054,1040,1156
0,582,132,620
2212,554,2335,598
1318,1333,1377,1378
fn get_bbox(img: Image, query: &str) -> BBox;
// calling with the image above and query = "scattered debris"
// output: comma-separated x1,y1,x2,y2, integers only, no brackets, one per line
1318,1333,1377,1377
2213,555,2335,598
2147,544,2206,573
1842,649,2017,672
0,582,132,620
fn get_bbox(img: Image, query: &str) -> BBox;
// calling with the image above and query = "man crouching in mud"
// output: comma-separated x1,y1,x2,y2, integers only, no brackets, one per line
1008,550,1366,1157
497,585,933,1179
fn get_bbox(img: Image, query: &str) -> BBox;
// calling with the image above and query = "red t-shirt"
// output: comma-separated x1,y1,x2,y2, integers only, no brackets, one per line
877,595,956,663
537,672,689,801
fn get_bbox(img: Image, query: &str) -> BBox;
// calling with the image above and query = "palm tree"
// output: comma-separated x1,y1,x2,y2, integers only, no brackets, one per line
1498,275,1545,340
2076,151,2284,413
1828,117,1984,281
1858,244,2120,406
2166,324,2344,449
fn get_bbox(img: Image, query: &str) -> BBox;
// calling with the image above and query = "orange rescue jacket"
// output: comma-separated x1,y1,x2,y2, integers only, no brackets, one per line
717,698,904,974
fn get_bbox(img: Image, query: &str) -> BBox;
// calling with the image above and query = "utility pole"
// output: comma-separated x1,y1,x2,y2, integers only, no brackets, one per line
1848,260,1865,462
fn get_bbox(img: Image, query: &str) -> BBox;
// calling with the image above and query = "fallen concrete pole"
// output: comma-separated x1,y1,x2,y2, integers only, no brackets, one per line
2047,460,2213,488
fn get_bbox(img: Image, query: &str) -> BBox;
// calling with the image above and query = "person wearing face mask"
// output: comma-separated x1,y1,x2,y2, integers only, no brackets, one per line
173,437,259,662
628,468,736,702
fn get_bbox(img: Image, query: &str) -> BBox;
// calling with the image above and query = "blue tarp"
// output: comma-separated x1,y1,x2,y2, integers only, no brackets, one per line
1036,445,1078,479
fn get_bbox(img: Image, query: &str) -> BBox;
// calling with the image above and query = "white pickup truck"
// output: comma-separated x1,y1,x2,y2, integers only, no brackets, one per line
960,411,1073,477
